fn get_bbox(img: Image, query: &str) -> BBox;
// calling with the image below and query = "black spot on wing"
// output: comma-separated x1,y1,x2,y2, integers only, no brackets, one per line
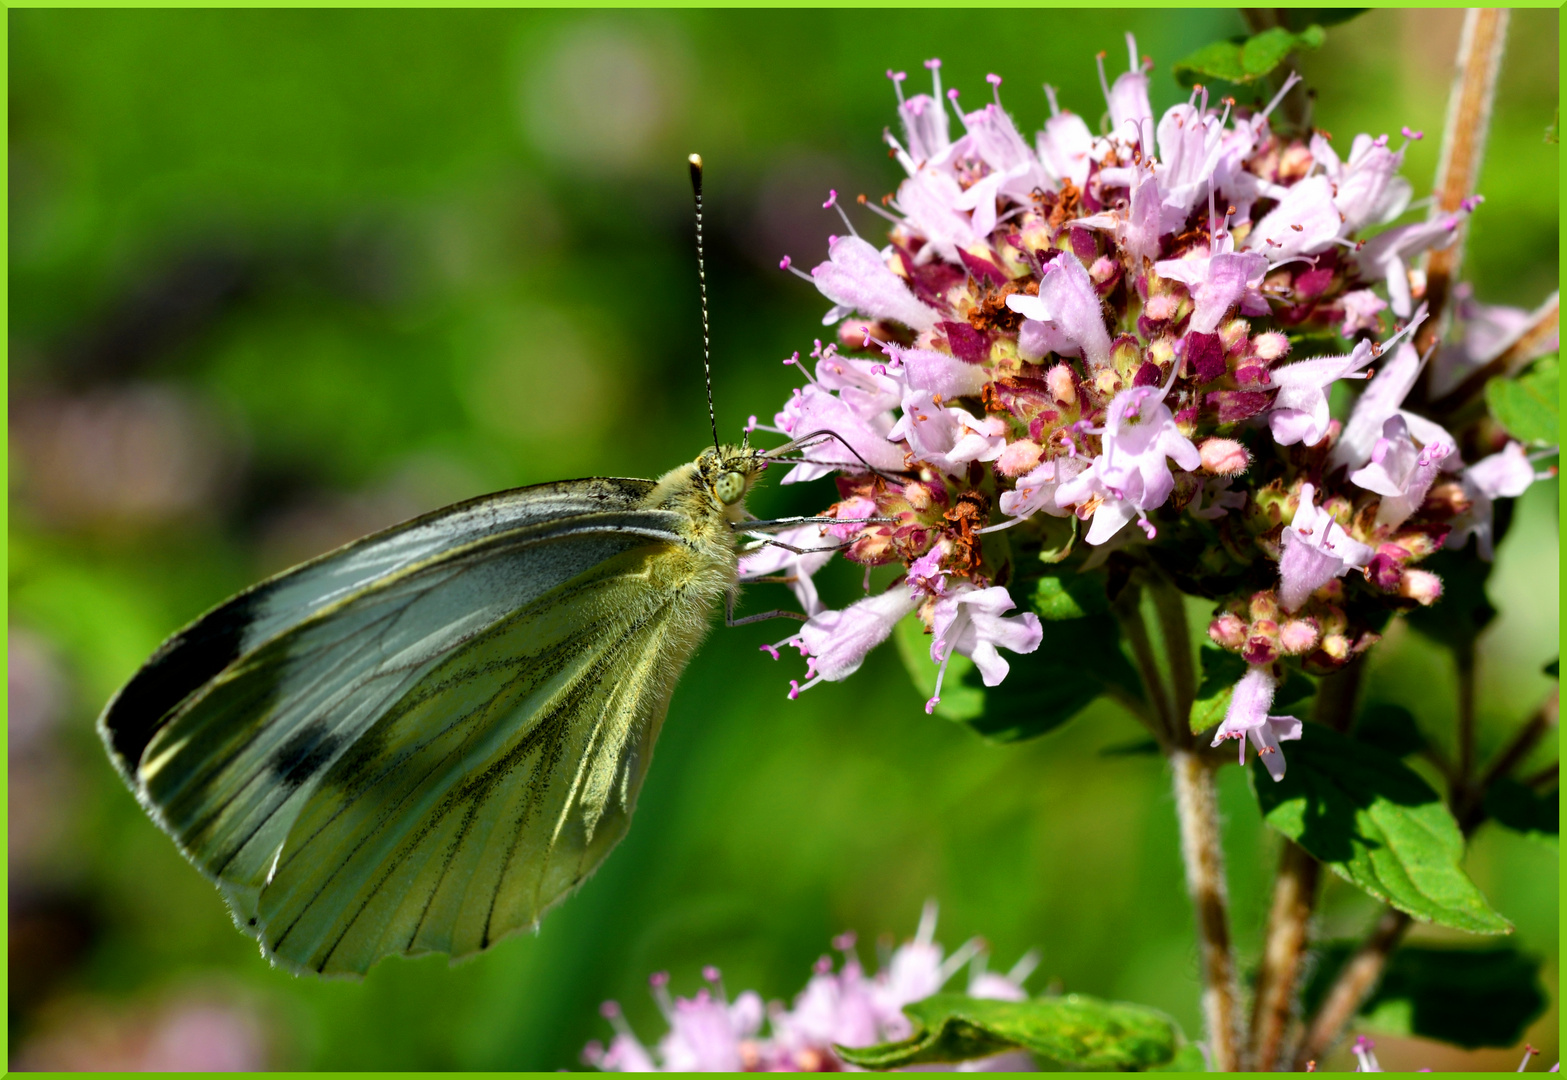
101,589,265,775
270,722,346,790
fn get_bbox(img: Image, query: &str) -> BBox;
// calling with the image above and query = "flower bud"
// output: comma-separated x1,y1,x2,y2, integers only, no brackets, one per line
1251,331,1290,362
1209,612,1248,649
1398,569,1443,606
1279,617,1321,655
995,439,1043,477
904,482,933,511
1200,437,1251,476
1045,363,1077,407
1365,552,1404,591
1244,626,1280,665
1248,591,1280,623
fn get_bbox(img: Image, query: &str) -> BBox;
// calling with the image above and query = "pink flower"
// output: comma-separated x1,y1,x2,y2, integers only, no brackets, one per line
1311,132,1411,234
1153,96,1228,225
775,383,906,484
787,586,922,693
1096,379,1202,510
997,456,1087,521
737,525,837,616
952,102,1052,237
1447,441,1542,559
1244,174,1342,259
1338,288,1388,336
1154,247,1270,334
1278,483,1374,612
896,344,991,399
1347,415,1453,529
1267,339,1375,446
1428,288,1559,398
658,987,766,1072
891,169,982,263
1207,666,1303,782
1004,253,1112,368
889,388,1007,475
812,234,939,332
1099,33,1153,148
925,584,1043,713
1355,200,1479,316
1037,86,1093,189
889,61,954,169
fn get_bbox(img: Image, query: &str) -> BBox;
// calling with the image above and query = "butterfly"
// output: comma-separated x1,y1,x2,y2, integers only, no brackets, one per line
96,156,872,976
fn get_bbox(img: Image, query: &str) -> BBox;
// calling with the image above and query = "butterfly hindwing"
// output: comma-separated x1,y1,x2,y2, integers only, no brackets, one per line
100,476,728,975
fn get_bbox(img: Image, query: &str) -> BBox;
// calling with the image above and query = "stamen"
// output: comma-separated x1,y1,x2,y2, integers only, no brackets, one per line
1043,83,1061,118
787,679,801,700
887,68,907,107
823,188,860,237
780,254,815,283
759,643,780,659
986,72,1003,107
1260,71,1302,123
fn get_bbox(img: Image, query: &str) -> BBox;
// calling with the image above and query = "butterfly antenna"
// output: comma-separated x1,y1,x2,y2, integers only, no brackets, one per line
689,153,721,456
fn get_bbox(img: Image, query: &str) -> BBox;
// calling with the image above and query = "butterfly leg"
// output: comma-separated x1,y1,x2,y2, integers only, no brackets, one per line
724,585,808,627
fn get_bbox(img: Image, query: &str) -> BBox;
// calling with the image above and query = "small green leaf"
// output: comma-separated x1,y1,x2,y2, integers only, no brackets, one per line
1485,355,1559,445
894,613,1138,743
1173,25,1325,88
1353,702,1426,758
1030,570,1109,621
1304,944,1546,1049
1484,778,1559,848
834,992,1182,1071
1189,647,1247,734
1252,725,1511,934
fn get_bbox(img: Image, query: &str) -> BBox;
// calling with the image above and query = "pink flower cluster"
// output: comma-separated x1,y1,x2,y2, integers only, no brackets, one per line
583,903,1037,1072
743,38,1556,781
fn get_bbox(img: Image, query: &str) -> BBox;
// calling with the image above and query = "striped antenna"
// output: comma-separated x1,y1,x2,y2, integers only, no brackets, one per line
689,153,721,455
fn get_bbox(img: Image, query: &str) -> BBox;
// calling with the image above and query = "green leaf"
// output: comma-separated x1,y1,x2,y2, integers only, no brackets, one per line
834,992,1182,1071
1485,355,1559,445
894,613,1138,743
1100,737,1161,758
1353,703,1426,758
1173,25,1325,88
1030,570,1109,621
1304,944,1546,1049
1483,778,1559,848
1189,647,1247,734
1252,725,1511,934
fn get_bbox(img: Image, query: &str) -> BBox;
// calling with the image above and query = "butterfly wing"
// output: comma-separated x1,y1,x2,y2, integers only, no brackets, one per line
100,476,730,975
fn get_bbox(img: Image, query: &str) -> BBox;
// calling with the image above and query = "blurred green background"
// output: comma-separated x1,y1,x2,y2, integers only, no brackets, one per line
8,8,1557,1071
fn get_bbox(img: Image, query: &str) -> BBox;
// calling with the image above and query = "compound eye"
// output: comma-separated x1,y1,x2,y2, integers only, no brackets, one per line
714,470,746,505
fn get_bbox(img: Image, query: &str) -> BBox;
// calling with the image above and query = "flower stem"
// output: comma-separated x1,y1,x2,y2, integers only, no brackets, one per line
1416,7,1510,356
1248,662,1362,1069
1170,750,1242,1072
1455,636,1478,788
1115,581,1176,742
1291,909,1413,1070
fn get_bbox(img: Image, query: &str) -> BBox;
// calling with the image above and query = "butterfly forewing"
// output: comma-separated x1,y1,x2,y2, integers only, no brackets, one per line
100,475,729,975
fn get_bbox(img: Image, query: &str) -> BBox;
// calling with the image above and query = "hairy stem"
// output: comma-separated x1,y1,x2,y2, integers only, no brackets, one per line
1249,662,1361,1068
1171,751,1242,1071
1250,841,1320,1071
1291,909,1413,1070
1416,7,1510,356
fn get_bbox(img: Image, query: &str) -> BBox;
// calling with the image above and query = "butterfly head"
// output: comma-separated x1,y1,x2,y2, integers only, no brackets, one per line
699,443,769,510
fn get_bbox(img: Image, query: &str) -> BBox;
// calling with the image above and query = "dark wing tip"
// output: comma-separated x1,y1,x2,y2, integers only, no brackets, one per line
100,589,263,776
